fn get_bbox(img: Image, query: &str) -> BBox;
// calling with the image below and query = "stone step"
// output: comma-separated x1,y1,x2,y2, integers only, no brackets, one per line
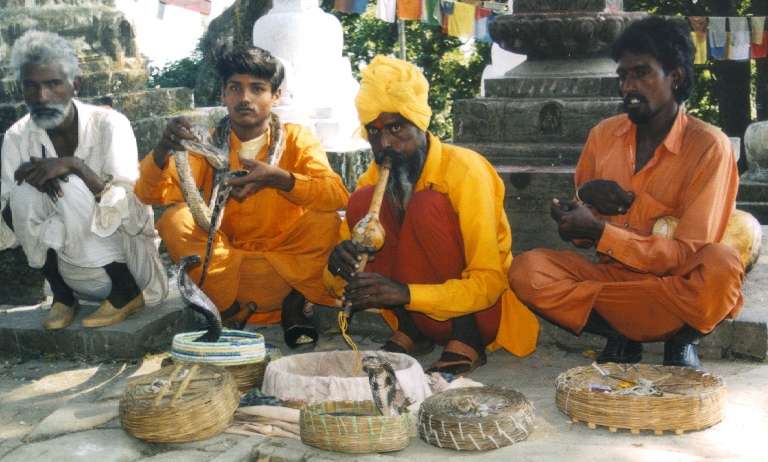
453,97,623,145
0,284,203,360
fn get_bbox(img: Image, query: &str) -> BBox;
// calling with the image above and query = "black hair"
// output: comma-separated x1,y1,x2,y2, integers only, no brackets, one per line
212,41,284,94
610,16,695,104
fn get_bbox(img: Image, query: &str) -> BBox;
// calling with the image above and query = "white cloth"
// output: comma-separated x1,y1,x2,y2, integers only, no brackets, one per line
1,100,168,305
728,17,751,60
376,0,396,23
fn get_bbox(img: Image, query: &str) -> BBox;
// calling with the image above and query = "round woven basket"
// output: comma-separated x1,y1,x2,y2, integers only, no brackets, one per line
417,386,534,451
119,363,240,443
300,400,413,453
262,350,432,408
171,330,268,394
556,363,727,435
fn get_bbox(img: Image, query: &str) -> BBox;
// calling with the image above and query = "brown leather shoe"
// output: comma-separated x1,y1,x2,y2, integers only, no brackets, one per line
42,300,79,330
81,294,144,328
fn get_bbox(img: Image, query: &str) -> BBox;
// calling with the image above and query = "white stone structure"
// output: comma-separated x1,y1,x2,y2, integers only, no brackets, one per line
253,0,367,152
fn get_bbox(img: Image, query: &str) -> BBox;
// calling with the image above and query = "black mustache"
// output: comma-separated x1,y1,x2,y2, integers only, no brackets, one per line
29,104,63,116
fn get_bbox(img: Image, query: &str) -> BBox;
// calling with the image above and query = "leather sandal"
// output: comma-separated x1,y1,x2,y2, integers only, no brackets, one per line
42,300,79,330
382,330,434,357
81,294,144,328
283,324,318,349
426,340,487,377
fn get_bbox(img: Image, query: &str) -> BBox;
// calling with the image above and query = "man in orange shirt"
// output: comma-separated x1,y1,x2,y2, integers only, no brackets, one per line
135,43,349,348
325,56,538,376
508,17,744,370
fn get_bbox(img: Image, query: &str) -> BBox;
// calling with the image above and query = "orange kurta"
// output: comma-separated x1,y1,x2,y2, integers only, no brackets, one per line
135,123,349,322
324,133,539,356
508,110,745,341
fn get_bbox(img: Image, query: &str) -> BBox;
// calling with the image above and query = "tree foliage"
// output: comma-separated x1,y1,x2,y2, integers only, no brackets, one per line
324,1,490,139
146,40,203,89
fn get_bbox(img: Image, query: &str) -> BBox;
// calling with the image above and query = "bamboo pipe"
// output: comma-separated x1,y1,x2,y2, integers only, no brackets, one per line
341,156,393,319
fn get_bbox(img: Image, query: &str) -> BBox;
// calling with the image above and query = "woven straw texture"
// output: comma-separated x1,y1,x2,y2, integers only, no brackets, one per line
300,400,413,453
556,363,727,434
171,330,266,366
119,363,240,443
417,386,534,451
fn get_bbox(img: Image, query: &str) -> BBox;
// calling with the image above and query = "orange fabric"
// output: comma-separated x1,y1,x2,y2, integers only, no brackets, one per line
135,123,349,321
508,111,744,340
324,133,539,356
396,0,421,20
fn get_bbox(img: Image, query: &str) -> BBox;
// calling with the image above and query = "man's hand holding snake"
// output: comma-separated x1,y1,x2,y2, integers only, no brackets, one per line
576,179,635,216
153,116,195,168
224,157,295,201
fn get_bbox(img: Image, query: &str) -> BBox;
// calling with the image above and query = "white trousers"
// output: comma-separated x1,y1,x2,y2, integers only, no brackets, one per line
8,178,168,305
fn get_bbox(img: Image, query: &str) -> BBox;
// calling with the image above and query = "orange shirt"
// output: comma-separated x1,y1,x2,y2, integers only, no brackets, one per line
575,110,739,276
135,123,349,250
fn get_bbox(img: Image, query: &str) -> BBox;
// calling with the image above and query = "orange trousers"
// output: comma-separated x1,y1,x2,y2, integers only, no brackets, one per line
346,187,502,346
158,203,340,324
508,244,744,341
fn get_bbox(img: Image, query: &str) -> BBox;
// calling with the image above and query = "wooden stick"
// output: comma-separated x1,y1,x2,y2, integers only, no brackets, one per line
342,156,392,319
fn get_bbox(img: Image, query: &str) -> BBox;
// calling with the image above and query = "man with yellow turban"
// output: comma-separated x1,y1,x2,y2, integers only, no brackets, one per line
325,56,539,376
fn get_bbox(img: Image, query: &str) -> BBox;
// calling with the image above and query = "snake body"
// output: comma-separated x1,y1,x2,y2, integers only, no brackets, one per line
175,114,286,287
178,254,223,342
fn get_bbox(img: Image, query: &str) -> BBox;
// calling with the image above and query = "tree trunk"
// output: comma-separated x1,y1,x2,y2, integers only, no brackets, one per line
711,0,752,173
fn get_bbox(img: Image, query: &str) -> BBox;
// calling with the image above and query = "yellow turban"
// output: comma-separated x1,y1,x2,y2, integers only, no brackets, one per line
355,55,432,133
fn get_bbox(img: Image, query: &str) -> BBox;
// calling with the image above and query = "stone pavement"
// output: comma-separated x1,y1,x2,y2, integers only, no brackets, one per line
0,227,766,461
1,300,767,461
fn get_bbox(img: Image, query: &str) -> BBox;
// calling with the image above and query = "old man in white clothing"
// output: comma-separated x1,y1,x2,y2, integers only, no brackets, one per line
0,30,168,330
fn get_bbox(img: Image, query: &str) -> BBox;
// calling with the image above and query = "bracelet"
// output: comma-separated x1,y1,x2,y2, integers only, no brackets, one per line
94,180,112,200
575,185,585,204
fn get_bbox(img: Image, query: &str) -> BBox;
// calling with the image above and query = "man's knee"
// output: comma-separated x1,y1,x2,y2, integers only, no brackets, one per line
697,242,745,284
508,251,542,301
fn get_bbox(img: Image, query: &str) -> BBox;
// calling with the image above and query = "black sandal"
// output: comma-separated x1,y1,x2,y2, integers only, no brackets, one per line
283,324,319,349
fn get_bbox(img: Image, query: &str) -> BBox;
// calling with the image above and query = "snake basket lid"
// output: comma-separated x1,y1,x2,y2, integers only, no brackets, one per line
119,363,240,443
418,386,534,451
171,330,267,366
300,400,414,454
556,363,727,435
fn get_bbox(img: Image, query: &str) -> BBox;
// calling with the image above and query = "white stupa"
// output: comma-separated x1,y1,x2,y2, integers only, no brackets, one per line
253,0,368,152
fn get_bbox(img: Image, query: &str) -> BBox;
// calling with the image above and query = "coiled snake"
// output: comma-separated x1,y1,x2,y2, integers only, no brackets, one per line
175,113,285,287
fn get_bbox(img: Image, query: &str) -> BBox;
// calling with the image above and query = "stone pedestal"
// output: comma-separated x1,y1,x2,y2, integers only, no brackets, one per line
252,0,368,154
739,121,768,223
453,1,646,253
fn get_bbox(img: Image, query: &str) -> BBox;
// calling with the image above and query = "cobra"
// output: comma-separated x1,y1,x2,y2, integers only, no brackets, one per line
175,114,286,286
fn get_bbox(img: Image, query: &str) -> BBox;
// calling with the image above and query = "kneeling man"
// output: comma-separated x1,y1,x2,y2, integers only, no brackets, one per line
1,30,168,329
325,56,539,376
508,17,745,370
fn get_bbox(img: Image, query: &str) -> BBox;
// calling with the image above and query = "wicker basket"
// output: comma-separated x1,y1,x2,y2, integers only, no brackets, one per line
418,386,535,451
119,363,240,443
300,400,413,453
556,363,727,435
171,330,268,394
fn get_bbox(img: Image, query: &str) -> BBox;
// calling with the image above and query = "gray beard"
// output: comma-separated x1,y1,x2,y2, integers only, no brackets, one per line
29,101,71,130
383,149,427,224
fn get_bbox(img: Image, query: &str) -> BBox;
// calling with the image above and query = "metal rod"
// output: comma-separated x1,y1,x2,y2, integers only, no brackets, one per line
398,19,406,61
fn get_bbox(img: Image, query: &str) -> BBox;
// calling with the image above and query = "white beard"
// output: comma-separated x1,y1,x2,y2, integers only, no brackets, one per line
29,100,71,130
